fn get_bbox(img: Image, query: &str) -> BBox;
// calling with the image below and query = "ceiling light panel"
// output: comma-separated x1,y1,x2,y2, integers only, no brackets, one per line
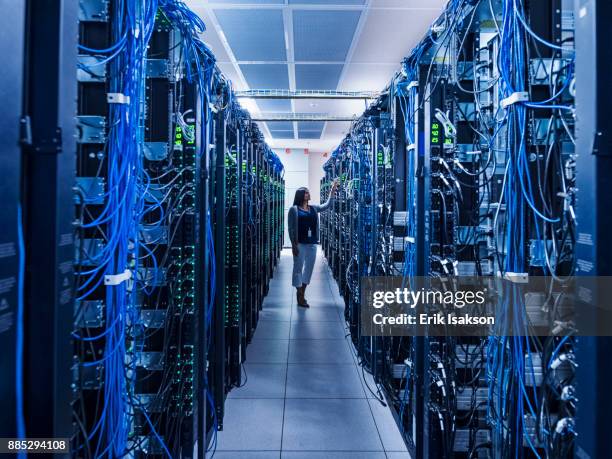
213,9,286,61
293,10,361,61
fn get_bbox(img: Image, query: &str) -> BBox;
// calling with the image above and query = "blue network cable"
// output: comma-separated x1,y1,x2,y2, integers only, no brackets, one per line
16,204,26,458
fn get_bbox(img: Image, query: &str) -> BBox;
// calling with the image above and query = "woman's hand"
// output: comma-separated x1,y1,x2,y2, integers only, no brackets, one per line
292,245,299,257
331,179,339,193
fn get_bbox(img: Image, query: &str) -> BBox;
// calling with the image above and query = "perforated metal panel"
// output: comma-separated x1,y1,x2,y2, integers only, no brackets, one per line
297,121,324,139
240,64,290,89
214,9,286,61
293,10,361,61
270,130,295,139
297,131,322,139
289,0,365,4
267,121,295,131
210,0,284,3
298,121,325,131
295,64,344,90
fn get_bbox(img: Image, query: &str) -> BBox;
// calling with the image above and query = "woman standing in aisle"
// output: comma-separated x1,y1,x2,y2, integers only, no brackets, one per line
288,180,339,307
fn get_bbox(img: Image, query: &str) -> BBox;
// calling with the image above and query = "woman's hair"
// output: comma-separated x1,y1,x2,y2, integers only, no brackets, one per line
293,187,309,206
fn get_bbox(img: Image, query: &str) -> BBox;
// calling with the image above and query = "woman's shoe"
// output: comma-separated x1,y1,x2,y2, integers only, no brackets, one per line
297,286,309,308
301,284,309,307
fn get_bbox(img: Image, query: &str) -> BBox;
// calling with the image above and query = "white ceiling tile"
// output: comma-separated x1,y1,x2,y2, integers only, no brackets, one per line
350,8,441,64
186,0,446,152
190,7,234,64
294,99,365,117
370,0,446,8
215,63,248,90
321,121,352,142
339,63,399,92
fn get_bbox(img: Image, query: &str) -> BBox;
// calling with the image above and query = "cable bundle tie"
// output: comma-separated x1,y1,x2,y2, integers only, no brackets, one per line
407,81,419,90
434,109,456,138
104,269,132,286
107,93,130,104
501,91,529,109
406,143,416,152
503,271,529,284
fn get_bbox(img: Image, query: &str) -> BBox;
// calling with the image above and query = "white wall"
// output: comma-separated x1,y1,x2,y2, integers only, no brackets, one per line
308,151,328,204
276,149,328,246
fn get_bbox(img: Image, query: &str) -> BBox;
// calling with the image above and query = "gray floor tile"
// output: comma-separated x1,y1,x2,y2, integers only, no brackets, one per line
291,308,341,322
214,452,280,459
216,399,284,451
289,322,346,340
219,249,409,458
259,308,292,322
247,339,289,364
265,294,292,302
282,399,384,451
357,366,381,399
367,399,408,452
386,453,412,459
253,320,291,340
286,364,365,398
229,364,287,399
299,297,341,309
282,453,386,459
261,304,293,314
288,339,354,364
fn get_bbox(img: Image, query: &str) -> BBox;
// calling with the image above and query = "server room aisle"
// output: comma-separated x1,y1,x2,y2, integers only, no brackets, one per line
213,248,411,459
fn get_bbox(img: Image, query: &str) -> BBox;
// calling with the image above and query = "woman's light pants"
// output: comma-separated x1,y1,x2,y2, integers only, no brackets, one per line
292,243,317,288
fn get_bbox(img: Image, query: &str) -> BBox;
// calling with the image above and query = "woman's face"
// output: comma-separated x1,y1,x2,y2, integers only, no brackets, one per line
303,189,310,202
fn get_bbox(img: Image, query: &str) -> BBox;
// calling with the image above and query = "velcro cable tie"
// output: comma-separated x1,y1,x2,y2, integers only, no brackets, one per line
501,92,529,109
406,143,416,152
107,93,130,104
407,81,419,90
105,269,132,286
503,271,529,283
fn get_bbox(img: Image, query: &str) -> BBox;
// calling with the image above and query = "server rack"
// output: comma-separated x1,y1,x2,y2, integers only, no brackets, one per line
0,0,27,441
70,1,284,456
574,1,612,458
322,1,579,457
19,0,78,445
208,98,285,434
